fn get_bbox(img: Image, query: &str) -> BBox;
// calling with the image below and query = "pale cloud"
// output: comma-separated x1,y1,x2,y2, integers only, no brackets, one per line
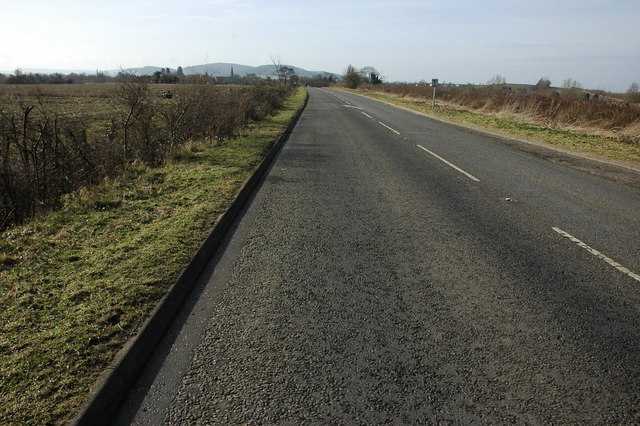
206,0,253,7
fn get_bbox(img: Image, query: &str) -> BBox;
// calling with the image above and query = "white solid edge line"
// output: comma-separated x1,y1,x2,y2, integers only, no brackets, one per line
416,144,480,182
552,227,640,283
361,112,373,119
379,121,401,135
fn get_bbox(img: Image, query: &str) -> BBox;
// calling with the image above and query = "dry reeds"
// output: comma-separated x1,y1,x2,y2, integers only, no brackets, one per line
372,83,640,142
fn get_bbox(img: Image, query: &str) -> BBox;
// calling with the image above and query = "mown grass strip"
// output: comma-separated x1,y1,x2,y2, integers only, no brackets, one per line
0,87,307,425
340,89,640,164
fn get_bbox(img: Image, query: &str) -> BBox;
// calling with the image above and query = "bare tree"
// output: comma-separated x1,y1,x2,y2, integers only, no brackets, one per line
270,55,296,85
344,65,361,89
487,74,507,85
627,82,640,102
562,78,580,89
360,66,383,84
113,80,151,159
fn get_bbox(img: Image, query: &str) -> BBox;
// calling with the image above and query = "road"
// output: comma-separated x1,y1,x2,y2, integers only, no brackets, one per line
114,87,640,424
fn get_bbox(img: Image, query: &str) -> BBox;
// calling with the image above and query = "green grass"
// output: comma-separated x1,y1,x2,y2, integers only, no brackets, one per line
0,87,307,425
340,88,640,164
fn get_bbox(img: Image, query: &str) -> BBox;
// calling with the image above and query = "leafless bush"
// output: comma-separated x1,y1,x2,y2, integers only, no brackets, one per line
0,105,108,226
0,83,292,229
627,83,640,103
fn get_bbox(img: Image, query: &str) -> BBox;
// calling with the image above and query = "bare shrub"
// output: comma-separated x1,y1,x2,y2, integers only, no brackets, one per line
0,83,293,229
627,83,640,103
0,103,108,226
112,81,153,159
535,77,552,91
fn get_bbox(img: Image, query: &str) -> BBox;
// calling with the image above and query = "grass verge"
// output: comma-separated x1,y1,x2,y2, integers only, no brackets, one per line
339,88,640,164
0,87,307,425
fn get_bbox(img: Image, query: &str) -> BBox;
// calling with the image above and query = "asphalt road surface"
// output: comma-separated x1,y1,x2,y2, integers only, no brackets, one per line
114,88,640,424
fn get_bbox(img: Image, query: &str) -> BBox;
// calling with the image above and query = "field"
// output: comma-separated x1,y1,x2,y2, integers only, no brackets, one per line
0,83,112,115
0,85,307,424
344,84,640,164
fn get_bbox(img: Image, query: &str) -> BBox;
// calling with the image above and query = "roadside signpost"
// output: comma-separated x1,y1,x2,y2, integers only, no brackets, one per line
431,78,438,106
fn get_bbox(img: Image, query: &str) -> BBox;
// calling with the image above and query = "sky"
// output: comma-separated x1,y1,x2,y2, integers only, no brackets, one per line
1,0,638,92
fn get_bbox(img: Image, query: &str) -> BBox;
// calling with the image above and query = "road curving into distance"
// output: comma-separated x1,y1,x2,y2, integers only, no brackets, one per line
114,87,640,424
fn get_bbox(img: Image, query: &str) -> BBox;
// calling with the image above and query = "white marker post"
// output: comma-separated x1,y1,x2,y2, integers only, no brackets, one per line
431,78,438,107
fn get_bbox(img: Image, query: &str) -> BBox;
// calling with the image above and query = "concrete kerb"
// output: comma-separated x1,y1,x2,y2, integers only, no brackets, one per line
70,89,309,426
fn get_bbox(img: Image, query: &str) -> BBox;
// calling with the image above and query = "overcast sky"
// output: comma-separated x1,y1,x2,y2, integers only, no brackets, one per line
1,0,638,91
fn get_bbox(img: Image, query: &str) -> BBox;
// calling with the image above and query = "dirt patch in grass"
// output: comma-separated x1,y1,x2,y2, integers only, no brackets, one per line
0,87,307,425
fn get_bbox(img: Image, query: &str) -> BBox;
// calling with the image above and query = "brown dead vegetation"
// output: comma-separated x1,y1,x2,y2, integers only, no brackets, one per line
364,83,640,145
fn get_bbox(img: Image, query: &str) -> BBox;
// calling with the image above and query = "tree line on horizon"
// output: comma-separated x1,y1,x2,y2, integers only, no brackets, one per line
2,65,637,101
0,67,338,87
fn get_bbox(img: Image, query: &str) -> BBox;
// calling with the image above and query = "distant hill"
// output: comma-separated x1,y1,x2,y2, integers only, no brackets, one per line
117,63,339,79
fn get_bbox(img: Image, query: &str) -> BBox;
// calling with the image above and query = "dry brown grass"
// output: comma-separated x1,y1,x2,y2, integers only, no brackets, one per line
362,83,640,145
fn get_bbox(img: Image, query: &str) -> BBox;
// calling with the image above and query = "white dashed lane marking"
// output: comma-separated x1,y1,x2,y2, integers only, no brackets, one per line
552,227,640,283
379,121,401,135
417,144,480,182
